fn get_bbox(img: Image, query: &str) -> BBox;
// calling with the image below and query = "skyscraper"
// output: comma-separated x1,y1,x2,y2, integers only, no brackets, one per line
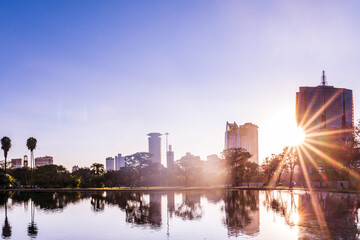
148,133,162,165
296,71,354,131
225,122,259,164
239,123,259,164
296,71,354,174
106,157,115,171
225,122,239,149
115,153,125,170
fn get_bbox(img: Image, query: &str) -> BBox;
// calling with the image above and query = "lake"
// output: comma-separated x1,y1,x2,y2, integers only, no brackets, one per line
0,190,359,239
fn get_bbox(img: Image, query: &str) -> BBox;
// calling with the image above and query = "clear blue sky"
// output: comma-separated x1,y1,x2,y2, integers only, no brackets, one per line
1,0,360,169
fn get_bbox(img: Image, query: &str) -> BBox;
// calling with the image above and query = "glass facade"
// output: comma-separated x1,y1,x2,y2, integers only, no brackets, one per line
296,85,353,131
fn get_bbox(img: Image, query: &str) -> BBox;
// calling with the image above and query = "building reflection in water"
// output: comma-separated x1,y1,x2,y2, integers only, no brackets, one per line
0,190,359,239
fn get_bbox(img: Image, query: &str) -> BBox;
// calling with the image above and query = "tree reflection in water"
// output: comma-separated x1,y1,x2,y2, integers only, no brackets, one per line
222,190,259,237
263,191,298,227
174,192,203,220
90,192,106,212
1,193,11,239
263,190,360,239
1,190,359,239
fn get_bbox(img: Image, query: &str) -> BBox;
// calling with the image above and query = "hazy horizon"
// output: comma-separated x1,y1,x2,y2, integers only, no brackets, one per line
1,0,360,170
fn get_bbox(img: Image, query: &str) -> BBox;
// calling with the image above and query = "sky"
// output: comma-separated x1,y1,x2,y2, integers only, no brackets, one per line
1,0,360,170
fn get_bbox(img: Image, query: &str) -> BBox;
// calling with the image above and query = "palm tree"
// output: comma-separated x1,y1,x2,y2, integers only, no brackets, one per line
26,138,37,170
90,163,105,177
1,137,12,174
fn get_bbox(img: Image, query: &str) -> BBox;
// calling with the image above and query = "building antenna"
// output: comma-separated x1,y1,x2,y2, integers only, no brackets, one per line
165,133,169,152
321,70,327,86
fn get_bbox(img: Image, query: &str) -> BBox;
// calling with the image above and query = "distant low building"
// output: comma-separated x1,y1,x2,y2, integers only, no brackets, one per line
11,158,22,168
35,156,54,167
178,152,201,163
204,154,225,174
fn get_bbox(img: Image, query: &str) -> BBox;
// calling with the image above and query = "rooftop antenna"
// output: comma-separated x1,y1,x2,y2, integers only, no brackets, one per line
321,70,327,86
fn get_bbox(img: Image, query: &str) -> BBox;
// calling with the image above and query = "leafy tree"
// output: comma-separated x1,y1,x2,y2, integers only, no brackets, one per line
0,171,10,188
9,167,31,186
72,167,92,187
286,147,299,189
243,162,259,187
222,148,252,186
32,165,73,188
276,147,290,186
1,137,11,174
26,137,37,170
124,152,152,187
175,158,203,186
104,170,123,187
261,154,280,185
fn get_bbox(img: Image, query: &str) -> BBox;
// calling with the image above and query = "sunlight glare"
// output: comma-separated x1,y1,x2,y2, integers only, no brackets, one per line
290,127,305,146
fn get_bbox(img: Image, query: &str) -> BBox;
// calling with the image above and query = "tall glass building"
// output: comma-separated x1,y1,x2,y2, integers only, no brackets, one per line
296,73,354,131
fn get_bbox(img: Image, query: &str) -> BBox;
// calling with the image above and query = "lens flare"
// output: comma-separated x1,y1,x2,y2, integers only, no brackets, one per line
289,127,305,146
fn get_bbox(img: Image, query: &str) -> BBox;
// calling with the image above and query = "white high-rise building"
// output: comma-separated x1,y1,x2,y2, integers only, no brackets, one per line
106,157,115,171
148,132,162,165
225,122,259,164
115,154,125,170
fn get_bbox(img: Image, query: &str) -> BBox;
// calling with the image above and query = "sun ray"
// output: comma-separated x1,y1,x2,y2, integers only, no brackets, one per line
268,147,291,186
302,142,360,180
301,90,343,131
298,92,319,128
304,138,344,150
298,145,320,170
305,128,352,138
296,146,331,237
303,114,343,134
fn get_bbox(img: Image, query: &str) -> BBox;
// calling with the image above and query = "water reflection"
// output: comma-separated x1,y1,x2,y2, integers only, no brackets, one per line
0,190,359,239
298,192,360,239
28,201,37,238
223,190,259,237
175,192,203,220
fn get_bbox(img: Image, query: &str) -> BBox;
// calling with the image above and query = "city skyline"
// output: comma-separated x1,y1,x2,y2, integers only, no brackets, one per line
1,1,360,169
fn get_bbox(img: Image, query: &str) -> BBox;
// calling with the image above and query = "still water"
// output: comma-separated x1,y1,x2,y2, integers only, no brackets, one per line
0,190,359,240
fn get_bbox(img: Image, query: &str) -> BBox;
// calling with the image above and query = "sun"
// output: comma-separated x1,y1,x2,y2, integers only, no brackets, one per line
289,127,306,146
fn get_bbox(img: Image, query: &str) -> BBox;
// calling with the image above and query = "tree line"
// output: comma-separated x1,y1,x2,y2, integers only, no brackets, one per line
2,118,360,189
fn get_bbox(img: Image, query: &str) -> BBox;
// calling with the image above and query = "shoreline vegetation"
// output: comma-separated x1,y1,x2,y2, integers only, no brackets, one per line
0,186,359,194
